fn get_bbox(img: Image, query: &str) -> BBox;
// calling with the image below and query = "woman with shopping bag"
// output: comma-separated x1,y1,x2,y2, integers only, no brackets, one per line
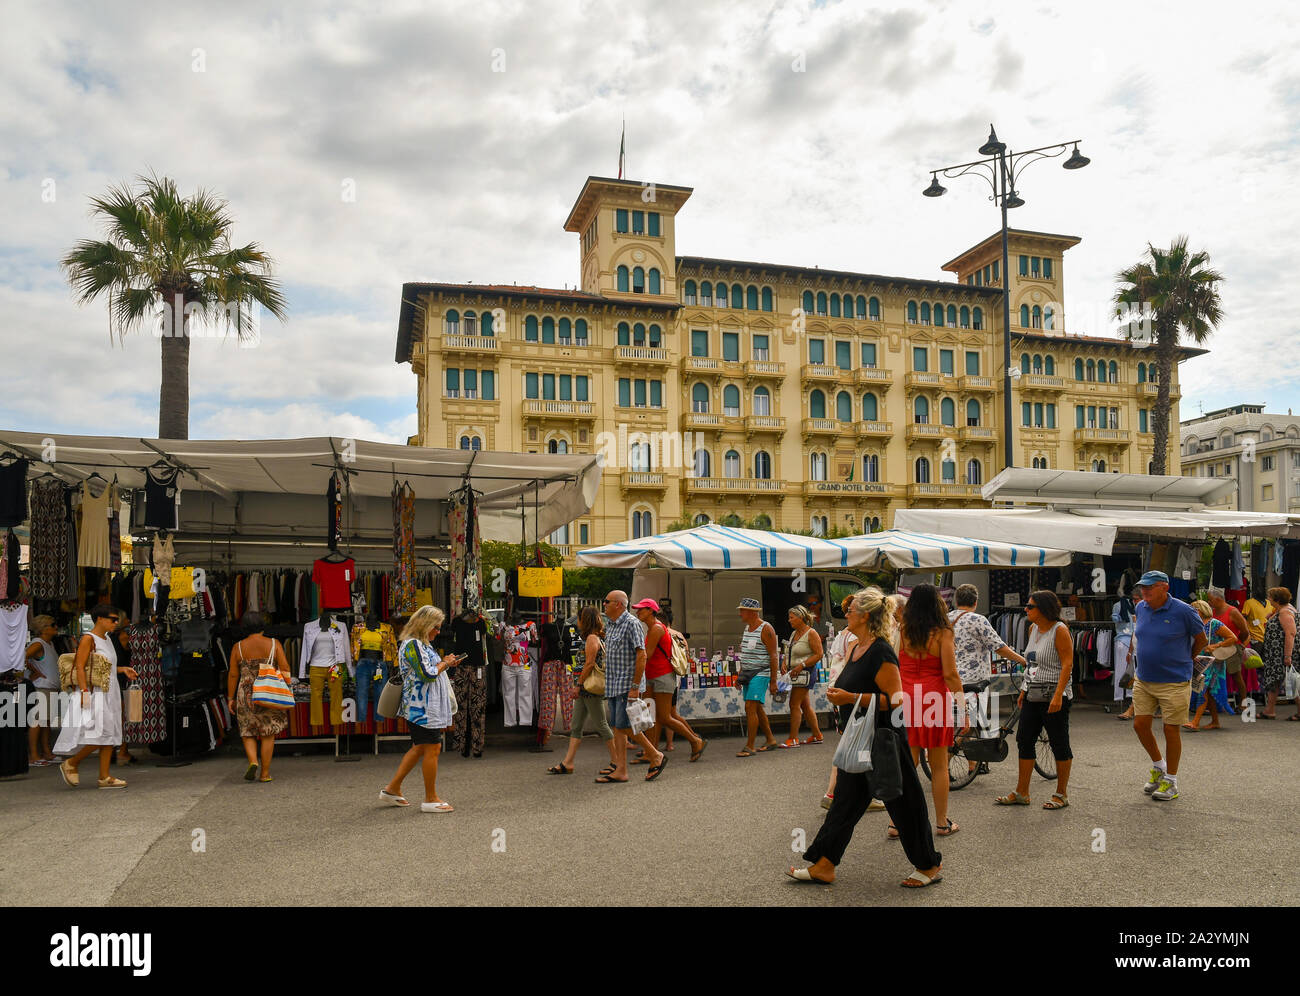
787,587,943,888
55,604,138,789
227,611,294,782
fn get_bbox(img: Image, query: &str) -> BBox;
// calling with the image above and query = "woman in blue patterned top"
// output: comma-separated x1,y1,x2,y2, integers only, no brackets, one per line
380,606,462,812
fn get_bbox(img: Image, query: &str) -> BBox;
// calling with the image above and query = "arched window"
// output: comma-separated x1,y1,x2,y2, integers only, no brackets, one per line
814,291,827,315
869,297,881,320
557,317,570,342
629,441,651,471
691,382,710,413
617,266,629,292
754,451,772,479
721,513,743,526
966,399,981,426
683,279,697,304
1020,304,1030,327
1137,362,1147,383
444,309,460,333
940,397,956,427
723,384,741,416
693,513,710,526
525,315,539,341
541,316,555,343
802,290,815,314
959,305,970,328
746,285,758,310
966,459,982,486
648,324,662,347
731,284,743,309
914,396,930,424
632,322,646,346
693,449,711,479
752,513,772,529
933,302,944,327
856,295,867,318
617,321,630,346
1021,352,1031,375
907,301,918,323
701,282,713,306
480,310,494,335
1031,305,1042,329
836,391,852,422
1092,459,1107,473
1086,359,1096,381
862,454,879,482
575,318,588,343
915,457,931,484
829,294,841,318
1075,358,1084,380
463,309,477,333
1033,355,1043,374
753,385,771,416
809,389,826,419
843,293,854,317
1109,361,1118,382
460,435,481,450
870,516,881,533
633,267,645,293
810,452,828,481
920,302,931,324
1044,355,1055,375
862,393,878,421
811,515,827,537
941,458,956,483
1043,306,1054,330
761,287,773,312
946,305,957,327
648,268,661,294
724,450,741,479
632,509,653,539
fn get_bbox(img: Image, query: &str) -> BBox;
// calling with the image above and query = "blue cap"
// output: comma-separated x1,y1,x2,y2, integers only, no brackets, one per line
737,597,761,610
1136,570,1169,587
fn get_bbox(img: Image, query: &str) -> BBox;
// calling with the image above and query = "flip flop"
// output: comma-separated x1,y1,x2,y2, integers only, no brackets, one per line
243,763,258,781
786,867,833,885
547,763,572,775
598,765,617,775
887,824,900,840
379,789,410,807
594,775,628,783
630,757,652,765
259,776,273,782
420,801,454,812
736,748,756,757
900,870,943,889
757,743,779,752
935,818,959,836
690,739,709,762
645,755,669,781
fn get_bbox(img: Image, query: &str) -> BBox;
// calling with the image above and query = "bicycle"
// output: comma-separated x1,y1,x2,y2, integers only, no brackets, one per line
918,673,1057,790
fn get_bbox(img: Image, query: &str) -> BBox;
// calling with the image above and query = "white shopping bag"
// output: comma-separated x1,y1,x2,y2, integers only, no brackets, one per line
626,697,656,736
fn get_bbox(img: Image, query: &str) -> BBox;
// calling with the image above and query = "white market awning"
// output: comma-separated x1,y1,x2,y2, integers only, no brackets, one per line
0,431,601,543
577,524,1071,571
982,467,1237,510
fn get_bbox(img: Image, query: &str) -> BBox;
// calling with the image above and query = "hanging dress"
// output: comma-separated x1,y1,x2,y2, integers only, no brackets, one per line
77,482,112,569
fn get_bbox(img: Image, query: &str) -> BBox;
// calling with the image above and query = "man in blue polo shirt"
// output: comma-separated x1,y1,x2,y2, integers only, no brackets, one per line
1132,570,1208,801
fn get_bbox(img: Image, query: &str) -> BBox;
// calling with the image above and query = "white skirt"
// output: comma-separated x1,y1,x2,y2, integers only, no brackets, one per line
54,687,123,752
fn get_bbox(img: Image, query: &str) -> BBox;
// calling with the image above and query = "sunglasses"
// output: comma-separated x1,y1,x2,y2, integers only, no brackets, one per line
1025,603,1040,612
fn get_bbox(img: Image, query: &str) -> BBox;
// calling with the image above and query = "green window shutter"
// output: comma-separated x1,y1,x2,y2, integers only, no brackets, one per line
752,334,768,355
525,316,538,341
617,267,629,292
616,209,628,233
1046,404,1056,429
618,323,630,346
731,285,743,308
464,369,478,393
542,317,555,344
648,269,661,294
1139,409,1148,433
445,368,460,393
525,373,538,399
580,524,588,544
940,350,954,375
691,330,708,356
634,380,647,406
481,371,495,400
862,393,877,420
941,398,955,426
648,212,660,236
632,210,644,233
762,287,773,311
650,380,662,407
861,343,877,367
1075,405,1084,429
576,376,588,402
913,347,927,371
835,341,851,370
965,351,979,375
809,339,825,364
992,261,999,281
722,332,739,361
480,311,494,335
1087,406,1096,425
618,379,630,407
542,374,556,400
746,286,758,310
802,291,814,313
1019,255,1028,276
1034,402,1043,427
559,375,571,401
1043,258,1053,279
1022,403,1031,426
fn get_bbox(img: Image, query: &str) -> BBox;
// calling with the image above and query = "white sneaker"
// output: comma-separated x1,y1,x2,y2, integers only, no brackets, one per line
1143,766,1164,794
420,801,454,813
1151,777,1179,802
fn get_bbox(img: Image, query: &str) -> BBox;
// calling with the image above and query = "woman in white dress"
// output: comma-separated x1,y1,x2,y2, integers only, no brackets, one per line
56,604,138,789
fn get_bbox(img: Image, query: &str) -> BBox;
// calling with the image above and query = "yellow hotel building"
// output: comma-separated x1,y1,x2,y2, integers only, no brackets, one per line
395,176,1202,558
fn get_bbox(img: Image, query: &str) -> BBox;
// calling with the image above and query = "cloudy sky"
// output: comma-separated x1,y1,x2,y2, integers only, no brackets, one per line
2,0,1298,445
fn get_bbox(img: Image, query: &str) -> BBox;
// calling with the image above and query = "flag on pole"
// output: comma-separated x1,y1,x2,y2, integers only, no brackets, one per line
847,461,854,482
618,119,625,179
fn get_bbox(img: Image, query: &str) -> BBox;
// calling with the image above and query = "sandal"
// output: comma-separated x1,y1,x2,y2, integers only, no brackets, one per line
59,760,79,788
786,867,833,885
736,748,757,757
689,739,709,762
778,737,801,749
97,776,127,788
995,791,1031,805
243,763,259,781
379,789,410,807
598,765,617,775
887,824,900,840
547,763,572,775
900,870,943,889
801,735,824,745
594,774,628,783
935,818,959,836
757,742,779,752
645,756,669,781
1043,793,1068,810
259,775,273,782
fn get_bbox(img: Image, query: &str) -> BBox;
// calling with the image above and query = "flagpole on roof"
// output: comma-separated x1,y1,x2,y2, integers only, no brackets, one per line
618,116,625,180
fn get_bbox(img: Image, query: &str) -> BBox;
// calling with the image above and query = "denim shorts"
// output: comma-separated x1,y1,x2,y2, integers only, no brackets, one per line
605,692,632,730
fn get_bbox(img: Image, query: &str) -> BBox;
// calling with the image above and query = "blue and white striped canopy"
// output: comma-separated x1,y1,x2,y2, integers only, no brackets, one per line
575,525,1070,571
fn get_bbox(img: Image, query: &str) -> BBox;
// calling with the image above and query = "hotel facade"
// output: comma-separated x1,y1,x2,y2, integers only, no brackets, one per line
395,176,1199,558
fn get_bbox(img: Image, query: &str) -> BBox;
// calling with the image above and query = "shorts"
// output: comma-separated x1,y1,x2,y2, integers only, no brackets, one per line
1132,679,1191,727
569,691,613,741
408,723,444,747
605,692,632,731
742,674,770,703
649,672,677,695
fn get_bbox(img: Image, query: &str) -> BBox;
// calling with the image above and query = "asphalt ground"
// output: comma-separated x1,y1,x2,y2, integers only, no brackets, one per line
3,698,1298,907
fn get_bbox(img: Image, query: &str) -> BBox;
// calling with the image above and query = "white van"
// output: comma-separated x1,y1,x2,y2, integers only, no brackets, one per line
630,567,864,655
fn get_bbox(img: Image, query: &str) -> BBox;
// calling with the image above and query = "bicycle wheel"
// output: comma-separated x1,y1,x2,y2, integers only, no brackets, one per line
1034,730,1057,780
919,746,977,790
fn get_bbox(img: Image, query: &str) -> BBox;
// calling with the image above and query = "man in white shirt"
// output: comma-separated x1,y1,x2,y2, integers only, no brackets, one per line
948,584,1027,745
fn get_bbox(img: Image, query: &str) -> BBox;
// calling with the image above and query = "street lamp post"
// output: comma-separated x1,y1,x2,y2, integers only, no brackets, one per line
923,126,1090,471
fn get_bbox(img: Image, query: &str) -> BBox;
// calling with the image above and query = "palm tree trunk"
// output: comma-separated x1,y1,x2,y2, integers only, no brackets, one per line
1151,326,1176,475
158,311,190,439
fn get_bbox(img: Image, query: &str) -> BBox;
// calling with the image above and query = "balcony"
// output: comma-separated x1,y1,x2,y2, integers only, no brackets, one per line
801,363,843,384
958,426,997,445
681,356,741,379
801,418,841,439
802,481,904,500
682,477,789,502
959,375,995,394
614,345,670,367
1075,427,1132,447
853,367,894,391
907,483,984,501
855,420,895,440
905,371,951,391
905,423,948,444
1138,382,1181,400
1020,374,1065,393
442,334,501,354
744,415,786,436
744,359,787,381
621,472,668,493
523,400,596,421
682,412,744,435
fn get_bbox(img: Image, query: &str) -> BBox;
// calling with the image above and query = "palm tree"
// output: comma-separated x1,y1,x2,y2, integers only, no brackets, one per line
1114,236,1223,475
61,173,287,439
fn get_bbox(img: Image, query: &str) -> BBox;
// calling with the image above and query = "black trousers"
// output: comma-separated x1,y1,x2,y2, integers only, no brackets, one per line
1017,697,1072,761
804,729,941,871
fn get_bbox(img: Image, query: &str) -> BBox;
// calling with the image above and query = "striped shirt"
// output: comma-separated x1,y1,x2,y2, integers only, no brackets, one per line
1024,621,1072,700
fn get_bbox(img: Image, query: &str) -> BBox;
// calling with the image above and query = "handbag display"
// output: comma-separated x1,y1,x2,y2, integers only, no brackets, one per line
377,674,403,719
124,682,144,723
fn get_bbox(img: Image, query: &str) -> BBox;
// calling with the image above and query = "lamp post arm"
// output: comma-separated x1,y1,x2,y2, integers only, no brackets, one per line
936,161,999,200
1007,142,1079,188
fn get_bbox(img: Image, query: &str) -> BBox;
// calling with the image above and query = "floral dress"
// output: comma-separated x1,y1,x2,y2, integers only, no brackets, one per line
1191,619,1233,715
1260,606,1298,694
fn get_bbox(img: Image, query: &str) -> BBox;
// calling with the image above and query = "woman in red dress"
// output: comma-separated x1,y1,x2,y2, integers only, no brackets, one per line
894,584,967,838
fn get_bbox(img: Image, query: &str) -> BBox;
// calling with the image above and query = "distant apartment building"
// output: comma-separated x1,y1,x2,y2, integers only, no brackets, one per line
1181,404,1300,512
